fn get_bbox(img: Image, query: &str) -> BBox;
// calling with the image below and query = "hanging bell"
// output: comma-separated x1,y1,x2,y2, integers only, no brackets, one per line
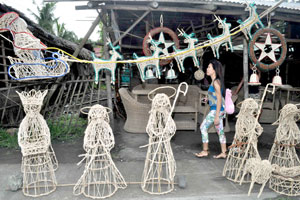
248,73,261,86
272,67,282,86
166,68,177,79
145,68,155,79
272,75,282,86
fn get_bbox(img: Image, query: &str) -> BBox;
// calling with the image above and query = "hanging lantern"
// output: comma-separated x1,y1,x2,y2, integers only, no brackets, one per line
248,65,261,86
145,67,156,79
166,62,177,79
272,67,282,86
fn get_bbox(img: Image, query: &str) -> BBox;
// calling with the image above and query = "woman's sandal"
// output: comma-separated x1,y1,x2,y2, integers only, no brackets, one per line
194,150,209,158
213,152,227,159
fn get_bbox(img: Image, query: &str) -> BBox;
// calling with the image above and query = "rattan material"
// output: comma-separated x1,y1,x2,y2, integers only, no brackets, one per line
119,88,151,133
268,104,300,168
141,92,177,195
8,55,69,80
141,83,187,195
17,89,57,197
173,29,200,72
207,15,233,59
223,98,262,183
240,157,274,198
268,104,300,196
74,104,127,199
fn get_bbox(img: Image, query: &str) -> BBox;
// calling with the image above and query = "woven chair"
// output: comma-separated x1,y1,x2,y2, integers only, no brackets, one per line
119,88,151,133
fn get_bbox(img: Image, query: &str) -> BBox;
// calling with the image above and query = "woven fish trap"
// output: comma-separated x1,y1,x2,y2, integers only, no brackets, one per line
8,56,69,80
22,153,57,197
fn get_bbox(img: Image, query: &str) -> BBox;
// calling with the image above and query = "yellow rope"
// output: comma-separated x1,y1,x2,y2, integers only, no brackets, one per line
46,16,258,65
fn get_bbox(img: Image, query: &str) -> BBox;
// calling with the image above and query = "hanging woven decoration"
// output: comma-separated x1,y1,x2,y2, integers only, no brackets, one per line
223,98,263,183
0,12,70,81
173,29,200,73
134,34,165,81
249,28,287,71
207,15,233,59
91,37,123,84
237,2,265,40
141,83,188,195
8,51,69,81
74,104,127,199
17,89,57,197
142,16,179,66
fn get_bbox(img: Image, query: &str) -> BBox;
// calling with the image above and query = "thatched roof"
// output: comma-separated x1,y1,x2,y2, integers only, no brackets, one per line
0,3,92,60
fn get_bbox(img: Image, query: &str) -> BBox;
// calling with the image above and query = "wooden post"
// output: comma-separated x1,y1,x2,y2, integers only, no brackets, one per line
1,40,8,87
243,38,249,99
73,13,101,57
113,10,150,46
102,12,114,126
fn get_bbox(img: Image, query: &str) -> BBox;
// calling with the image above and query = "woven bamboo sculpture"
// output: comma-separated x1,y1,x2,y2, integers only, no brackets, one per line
141,83,187,195
74,104,127,199
17,89,57,197
270,165,300,196
141,92,176,195
268,104,300,196
269,104,300,167
223,98,263,183
241,157,274,198
0,12,69,80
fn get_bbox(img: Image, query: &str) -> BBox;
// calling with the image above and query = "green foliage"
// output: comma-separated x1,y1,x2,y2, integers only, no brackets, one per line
28,1,79,43
47,115,87,141
0,129,18,149
28,1,58,34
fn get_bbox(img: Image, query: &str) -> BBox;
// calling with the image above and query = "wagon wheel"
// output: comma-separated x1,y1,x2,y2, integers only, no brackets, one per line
249,28,287,72
143,27,180,66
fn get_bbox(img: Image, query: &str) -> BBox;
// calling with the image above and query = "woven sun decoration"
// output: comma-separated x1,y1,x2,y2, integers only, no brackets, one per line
17,89,57,197
237,2,264,40
172,29,200,73
74,104,127,199
223,98,263,183
268,104,300,168
270,164,300,196
207,15,233,59
133,34,166,82
240,157,274,198
141,82,188,195
91,36,123,85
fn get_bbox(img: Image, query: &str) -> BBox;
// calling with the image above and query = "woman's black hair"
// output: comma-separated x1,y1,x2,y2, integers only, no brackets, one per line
209,59,225,97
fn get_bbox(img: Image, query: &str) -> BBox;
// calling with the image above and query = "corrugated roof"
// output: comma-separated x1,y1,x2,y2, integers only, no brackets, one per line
218,0,300,11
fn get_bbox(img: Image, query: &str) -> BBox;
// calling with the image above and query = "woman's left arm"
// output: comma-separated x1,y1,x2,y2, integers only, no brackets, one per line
214,81,222,125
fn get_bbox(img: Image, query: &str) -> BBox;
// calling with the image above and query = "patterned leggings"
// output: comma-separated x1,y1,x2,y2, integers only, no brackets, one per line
200,110,226,144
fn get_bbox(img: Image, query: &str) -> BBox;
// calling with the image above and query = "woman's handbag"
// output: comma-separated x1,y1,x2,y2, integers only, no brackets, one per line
225,89,235,114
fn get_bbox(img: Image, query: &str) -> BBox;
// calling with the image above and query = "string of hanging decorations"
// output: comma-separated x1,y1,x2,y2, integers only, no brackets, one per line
0,2,287,84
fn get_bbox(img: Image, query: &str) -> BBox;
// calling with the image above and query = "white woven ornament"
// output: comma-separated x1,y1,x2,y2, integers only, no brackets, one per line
17,89,57,197
223,98,262,183
141,91,177,195
74,104,127,199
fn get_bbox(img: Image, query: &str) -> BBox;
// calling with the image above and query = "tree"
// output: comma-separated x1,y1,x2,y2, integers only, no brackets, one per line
28,1,58,34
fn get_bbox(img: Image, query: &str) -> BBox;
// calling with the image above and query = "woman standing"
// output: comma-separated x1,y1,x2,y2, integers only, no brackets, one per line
195,59,227,159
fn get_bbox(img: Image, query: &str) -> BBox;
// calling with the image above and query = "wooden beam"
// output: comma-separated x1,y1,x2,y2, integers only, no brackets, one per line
73,13,101,57
76,5,245,16
243,38,248,99
113,10,150,46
